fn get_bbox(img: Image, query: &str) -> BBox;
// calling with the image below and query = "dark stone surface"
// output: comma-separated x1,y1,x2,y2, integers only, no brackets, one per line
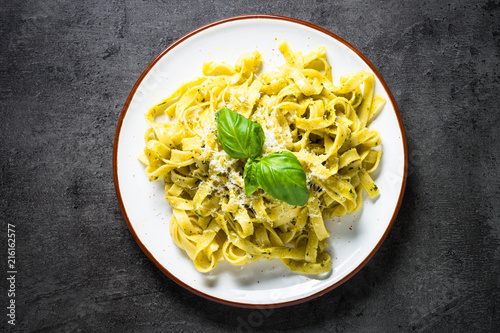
1,0,499,331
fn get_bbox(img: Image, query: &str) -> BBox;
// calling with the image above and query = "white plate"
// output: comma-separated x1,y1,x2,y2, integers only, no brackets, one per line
113,15,407,308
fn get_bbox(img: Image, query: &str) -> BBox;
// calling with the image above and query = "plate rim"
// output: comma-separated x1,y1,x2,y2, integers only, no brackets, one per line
113,14,408,309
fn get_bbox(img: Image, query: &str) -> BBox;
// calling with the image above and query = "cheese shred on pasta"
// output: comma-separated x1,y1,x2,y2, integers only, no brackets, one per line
139,42,385,274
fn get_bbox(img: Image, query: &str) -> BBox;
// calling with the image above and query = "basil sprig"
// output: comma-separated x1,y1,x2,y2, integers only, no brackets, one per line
215,108,310,206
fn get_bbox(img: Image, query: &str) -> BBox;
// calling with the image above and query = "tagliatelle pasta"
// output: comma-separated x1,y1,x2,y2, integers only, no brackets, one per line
138,42,385,274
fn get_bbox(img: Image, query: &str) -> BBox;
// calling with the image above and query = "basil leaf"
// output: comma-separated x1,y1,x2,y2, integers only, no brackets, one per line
243,159,259,196
254,151,310,206
215,108,265,160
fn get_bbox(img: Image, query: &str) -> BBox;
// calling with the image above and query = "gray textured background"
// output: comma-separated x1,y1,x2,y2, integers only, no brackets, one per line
1,0,499,332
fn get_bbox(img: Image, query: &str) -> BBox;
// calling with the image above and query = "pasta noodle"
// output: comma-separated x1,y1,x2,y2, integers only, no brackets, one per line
138,42,385,274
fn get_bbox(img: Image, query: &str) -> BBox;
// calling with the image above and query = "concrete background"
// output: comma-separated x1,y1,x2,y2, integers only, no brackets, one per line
1,0,499,331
